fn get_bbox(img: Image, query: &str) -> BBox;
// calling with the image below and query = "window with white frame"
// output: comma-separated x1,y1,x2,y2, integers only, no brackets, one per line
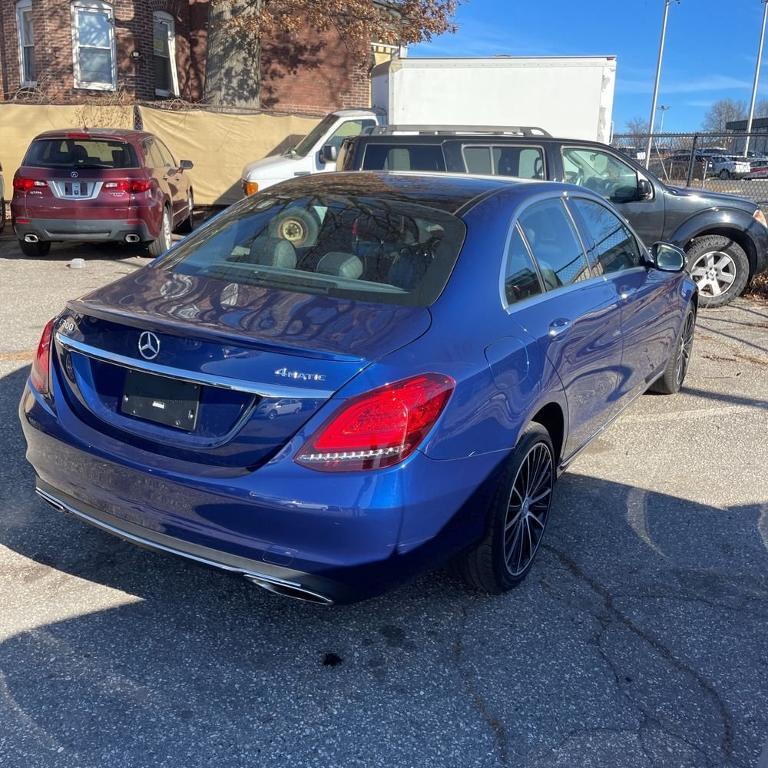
71,1,116,90
153,11,178,96
16,0,35,86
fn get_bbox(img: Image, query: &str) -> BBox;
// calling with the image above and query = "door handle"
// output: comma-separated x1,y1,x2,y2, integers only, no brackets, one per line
548,318,571,338
619,286,638,301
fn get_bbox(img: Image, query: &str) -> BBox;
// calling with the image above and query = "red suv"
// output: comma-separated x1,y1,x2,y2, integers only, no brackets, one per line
11,129,194,257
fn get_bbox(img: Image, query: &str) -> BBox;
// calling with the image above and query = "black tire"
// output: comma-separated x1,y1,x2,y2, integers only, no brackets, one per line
19,239,51,257
685,234,750,308
718,169,730,180
0,198,5,234
456,423,555,593
268,208,320,247
650,304,696,395
176,190,194,234
148,206,172,257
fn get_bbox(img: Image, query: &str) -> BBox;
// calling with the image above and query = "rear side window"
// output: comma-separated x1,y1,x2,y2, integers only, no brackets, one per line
463,145,545,179
504,226,543,306
518,198,591,289
569,198,644,274
24,138,138,169
362,145,446,172
162,193,465,308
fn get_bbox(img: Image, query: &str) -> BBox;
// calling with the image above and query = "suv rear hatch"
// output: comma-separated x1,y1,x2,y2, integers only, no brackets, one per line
54,268,431,472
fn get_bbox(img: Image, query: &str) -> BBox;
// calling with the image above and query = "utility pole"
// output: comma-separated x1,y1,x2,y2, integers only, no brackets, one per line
645,1,679,168
745,0,768,157
657,104,671,133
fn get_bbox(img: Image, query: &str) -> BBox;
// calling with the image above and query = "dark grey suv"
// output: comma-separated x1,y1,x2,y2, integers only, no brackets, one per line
339,129,768,307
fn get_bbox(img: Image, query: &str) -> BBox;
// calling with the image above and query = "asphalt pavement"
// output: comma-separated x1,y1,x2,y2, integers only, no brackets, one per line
0,233,767,768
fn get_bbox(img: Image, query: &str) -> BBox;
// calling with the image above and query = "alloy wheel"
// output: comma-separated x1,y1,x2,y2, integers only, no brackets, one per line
676,311,695,386
503,442,554,576
689,251,736,297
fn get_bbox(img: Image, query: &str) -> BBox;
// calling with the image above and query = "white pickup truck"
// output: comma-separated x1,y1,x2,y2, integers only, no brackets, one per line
240,56,617,196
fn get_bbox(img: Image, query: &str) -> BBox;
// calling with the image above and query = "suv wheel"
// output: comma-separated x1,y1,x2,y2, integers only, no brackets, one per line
19,239,51,258
0,198,5,234
685,235,750,307
718,169,731,180
456,423,555,593
148,207,172,257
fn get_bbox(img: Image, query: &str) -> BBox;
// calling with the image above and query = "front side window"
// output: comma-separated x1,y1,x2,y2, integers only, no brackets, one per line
153,11,178,96
518,198,590,290
72,1,116,90
569,198,644,275
160,192,466,307
16,0,35,86
503,225,543,306
562,147,639,203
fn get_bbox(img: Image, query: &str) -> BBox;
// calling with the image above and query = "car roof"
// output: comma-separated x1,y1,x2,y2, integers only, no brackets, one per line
31,128,153,144
348,132,596,146
265,171,576,216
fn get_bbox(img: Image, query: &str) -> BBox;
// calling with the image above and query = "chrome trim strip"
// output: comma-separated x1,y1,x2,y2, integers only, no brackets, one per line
34,486,334,605
55,332,335,399
49,179,103,200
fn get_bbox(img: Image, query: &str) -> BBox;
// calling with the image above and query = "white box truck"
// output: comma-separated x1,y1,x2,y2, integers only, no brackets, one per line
240,55,616,195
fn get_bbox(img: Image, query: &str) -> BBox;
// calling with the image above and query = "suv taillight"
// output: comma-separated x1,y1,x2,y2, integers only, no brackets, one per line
295,373,454,472
30,319,55,395
14,177,47,192
103,179,152,193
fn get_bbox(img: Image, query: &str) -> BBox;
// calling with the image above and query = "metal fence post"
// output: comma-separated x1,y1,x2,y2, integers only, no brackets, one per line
686,134,699,188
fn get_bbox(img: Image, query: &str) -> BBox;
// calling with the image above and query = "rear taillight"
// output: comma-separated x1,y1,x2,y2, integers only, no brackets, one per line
103,179,152,193
30,319,55,395
295,373,454,472
14,177,47,192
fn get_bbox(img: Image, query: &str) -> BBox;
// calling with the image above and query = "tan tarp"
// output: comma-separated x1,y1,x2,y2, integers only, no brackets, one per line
0,103,133,187
138,107,319,206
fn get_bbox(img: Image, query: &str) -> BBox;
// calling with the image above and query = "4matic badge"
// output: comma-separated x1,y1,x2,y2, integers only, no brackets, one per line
274,367,326,383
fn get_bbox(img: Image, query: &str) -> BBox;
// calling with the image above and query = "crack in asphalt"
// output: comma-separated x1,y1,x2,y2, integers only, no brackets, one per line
450,600,511,767
542,545,737,767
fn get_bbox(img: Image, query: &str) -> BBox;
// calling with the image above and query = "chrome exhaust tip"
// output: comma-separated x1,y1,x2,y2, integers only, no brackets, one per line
24,234,39,243
244,574,333,605
125,234,140,243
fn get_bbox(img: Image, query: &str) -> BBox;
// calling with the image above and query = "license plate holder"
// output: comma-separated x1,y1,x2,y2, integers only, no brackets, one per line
121,370,200,431
64,181,85,196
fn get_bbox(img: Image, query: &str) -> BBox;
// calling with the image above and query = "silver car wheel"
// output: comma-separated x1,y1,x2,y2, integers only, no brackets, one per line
503,442,554,577
689,250,737,297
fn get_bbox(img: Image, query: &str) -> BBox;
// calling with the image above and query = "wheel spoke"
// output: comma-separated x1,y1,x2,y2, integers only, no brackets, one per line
717,270,735,285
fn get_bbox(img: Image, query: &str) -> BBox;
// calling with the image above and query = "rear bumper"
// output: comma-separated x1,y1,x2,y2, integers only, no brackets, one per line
20,379,499,604
13,218,153,243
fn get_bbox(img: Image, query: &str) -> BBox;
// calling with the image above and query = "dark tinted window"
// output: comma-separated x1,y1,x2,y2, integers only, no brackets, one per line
518,198,590,289
24,138,138,169
570,198,644,274
362,145,446,172
504,226,542,305
162,193,466,307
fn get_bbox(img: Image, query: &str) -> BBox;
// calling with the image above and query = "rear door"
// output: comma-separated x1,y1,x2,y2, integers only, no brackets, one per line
505,197,624,457
558,145,666,245
567,196,680,398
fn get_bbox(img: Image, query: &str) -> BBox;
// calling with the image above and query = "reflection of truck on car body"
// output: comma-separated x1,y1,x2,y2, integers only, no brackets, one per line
239,55,617,196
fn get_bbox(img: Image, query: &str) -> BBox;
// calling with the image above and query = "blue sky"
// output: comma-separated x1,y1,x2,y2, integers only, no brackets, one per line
410,0,768,132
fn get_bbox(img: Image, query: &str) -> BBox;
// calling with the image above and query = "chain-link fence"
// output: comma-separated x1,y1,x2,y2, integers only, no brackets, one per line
612,132,768,209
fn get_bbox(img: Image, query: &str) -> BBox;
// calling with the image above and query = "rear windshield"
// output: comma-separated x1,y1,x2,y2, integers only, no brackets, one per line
160,192,466,307
24,138,138,169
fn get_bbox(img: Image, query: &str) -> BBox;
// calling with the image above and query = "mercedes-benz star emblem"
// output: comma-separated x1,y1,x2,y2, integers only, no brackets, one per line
138,331,160,360
70,171,79,178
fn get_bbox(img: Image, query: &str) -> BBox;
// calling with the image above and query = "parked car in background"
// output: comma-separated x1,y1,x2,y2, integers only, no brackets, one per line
21,172,697,605
650,151,715,181
11,129,194,258
709,155,751,180
339,130,768,307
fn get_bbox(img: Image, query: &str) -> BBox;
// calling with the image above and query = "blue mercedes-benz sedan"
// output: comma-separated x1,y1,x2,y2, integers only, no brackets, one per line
19,172,697,604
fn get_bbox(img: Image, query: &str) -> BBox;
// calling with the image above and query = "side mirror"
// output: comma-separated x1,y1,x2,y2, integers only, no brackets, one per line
179,159,194,171
637,178,653,200
320,144,338,164
651,242,686,272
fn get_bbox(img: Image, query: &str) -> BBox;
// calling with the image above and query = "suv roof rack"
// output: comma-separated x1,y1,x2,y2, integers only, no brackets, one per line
373,125,552,137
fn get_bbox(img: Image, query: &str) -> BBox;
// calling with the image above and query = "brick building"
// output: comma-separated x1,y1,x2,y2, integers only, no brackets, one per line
0,0,399,114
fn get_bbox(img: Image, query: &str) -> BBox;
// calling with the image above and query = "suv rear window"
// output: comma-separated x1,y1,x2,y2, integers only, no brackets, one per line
24,138,138,169
362,145,446,172
161,192,466,307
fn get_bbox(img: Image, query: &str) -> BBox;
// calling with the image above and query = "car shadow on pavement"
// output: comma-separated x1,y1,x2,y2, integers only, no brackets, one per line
0,237,150,262
1,364,767,768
